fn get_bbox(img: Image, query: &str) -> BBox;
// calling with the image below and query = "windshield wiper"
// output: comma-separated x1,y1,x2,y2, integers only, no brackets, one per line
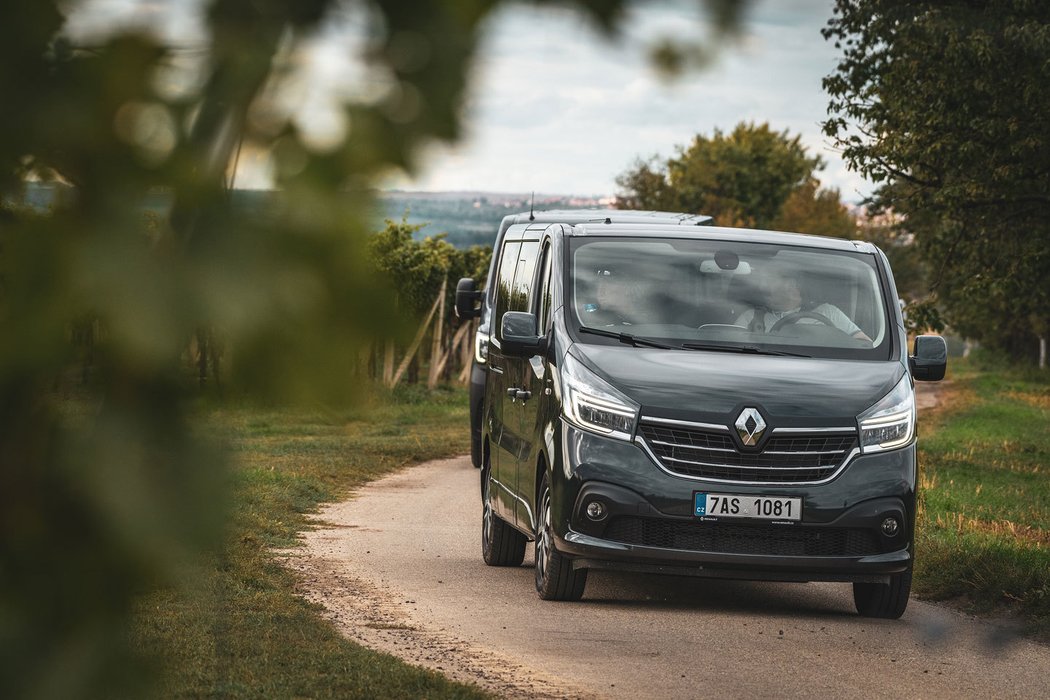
681,342,810,358
579,326,678,350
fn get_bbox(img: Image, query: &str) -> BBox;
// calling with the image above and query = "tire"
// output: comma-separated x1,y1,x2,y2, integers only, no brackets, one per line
535,475,587,601
853,566,912,619
481,461,526,567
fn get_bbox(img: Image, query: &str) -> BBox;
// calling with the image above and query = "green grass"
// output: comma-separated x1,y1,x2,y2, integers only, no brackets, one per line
131,385,490,699
915,357,1050,638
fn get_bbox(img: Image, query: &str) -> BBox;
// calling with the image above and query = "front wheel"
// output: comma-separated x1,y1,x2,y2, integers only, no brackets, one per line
535,475,587,601
481,463,526,567
853,566,912,618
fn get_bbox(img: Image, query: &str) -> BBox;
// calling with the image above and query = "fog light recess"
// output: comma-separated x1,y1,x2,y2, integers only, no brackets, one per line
881,517,900,537
585,501,607,521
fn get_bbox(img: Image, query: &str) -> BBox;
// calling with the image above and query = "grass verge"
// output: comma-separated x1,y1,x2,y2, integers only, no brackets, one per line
915,357,1050,639
131,385,490,698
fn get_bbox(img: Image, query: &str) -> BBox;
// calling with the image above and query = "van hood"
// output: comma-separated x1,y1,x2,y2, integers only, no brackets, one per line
570,344,905,427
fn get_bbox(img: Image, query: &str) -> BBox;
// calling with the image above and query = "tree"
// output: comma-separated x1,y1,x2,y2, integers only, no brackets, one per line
368,218,490,386
615,122,854,234
772,180,856,239
0,3,750,695
823,0,1050,362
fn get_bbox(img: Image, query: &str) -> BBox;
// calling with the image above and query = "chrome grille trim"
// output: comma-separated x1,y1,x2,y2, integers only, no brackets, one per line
763,449,849,456
663,455,836,471
650,439,736,453
639,416,730,431
636,417,860,485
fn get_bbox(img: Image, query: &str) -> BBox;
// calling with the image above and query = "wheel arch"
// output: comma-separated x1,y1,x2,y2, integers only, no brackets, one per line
480,435,491,499
534,449,549,526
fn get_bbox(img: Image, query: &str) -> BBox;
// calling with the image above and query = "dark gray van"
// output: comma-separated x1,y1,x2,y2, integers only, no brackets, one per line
457,210,712,468
455,219,946,618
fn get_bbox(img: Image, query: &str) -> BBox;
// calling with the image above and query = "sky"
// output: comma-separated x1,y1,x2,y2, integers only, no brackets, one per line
64,0,873,203
406,0,872,202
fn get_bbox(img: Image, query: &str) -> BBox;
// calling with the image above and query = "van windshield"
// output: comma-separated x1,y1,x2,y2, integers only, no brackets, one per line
569,237,892,360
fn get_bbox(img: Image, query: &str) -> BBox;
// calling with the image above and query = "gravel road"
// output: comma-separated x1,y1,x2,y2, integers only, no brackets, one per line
289,448,1049,699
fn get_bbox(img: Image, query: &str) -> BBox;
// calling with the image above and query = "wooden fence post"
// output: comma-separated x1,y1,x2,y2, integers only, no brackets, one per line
457,318,477,384
390,280,445,389
433,321,472,388
426,277,448,389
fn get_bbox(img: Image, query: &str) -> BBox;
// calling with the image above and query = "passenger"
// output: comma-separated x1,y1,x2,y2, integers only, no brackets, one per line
736,266,872,342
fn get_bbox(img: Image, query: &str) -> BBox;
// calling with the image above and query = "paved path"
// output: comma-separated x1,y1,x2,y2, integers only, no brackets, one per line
288,451,1049,699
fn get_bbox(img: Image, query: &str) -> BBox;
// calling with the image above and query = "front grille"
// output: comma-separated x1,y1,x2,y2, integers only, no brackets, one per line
604,516,881,557
638,422,857,483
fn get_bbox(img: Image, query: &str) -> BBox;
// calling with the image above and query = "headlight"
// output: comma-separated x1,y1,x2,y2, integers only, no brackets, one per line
858,375,915,453
474,331,489,364
561,351,638,441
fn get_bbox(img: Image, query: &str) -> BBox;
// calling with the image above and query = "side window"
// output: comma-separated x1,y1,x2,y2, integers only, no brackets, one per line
538,243,553,332
493,241,521,342
509,241,540,314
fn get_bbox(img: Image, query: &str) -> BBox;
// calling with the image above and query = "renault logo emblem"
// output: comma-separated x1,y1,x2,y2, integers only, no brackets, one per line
735,407,766,446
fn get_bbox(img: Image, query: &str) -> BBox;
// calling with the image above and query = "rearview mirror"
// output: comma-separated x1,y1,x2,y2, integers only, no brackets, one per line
455,278,482,319
501,312,547,357
910,335,947,381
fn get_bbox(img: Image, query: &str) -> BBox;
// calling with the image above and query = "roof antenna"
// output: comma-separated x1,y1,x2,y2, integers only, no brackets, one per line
529,191,535,221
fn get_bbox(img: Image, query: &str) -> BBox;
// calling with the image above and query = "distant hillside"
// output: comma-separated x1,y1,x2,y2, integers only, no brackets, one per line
12,184,611,250
378,191,611,248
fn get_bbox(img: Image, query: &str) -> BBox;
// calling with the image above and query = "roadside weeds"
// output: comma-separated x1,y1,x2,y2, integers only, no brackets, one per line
914,361,1050,642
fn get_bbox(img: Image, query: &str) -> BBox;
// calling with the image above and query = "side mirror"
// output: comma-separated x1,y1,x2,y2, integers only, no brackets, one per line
910,335,947,381
501,312,547,357
455,278,482,319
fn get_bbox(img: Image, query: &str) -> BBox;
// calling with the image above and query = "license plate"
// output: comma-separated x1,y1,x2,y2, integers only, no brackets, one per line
695,492,802,521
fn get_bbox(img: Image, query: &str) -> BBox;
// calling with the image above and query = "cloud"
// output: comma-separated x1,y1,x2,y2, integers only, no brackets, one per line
418,0,873,201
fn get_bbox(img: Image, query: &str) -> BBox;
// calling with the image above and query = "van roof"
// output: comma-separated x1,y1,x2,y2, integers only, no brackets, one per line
568,222,878,254
501,209,713,227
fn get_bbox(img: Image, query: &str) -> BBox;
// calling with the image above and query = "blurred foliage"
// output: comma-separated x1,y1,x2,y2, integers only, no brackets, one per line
614,122,856,236
0,1,746,697
823,0,1050,363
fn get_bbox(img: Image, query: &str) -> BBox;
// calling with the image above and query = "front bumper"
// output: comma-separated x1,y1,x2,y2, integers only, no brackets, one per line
551,422,917,583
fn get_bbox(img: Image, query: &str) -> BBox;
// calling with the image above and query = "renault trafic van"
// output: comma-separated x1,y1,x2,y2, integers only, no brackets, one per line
455,220,946,618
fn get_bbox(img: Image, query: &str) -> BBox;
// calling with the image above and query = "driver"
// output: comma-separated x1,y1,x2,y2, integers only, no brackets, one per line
736,266,871,341
582,270,633,326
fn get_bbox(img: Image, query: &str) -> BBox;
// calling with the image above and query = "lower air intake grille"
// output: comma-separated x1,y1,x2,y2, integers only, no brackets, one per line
604,516,881,557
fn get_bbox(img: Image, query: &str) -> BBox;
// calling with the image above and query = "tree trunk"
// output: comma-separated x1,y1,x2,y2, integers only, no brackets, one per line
209,330,223,398
1040,336,1046,370
357,342,372,379
197,327,209,389
383,339,395,385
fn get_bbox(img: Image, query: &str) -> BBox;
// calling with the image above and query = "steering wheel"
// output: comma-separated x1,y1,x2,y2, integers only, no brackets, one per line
769,310,840,334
